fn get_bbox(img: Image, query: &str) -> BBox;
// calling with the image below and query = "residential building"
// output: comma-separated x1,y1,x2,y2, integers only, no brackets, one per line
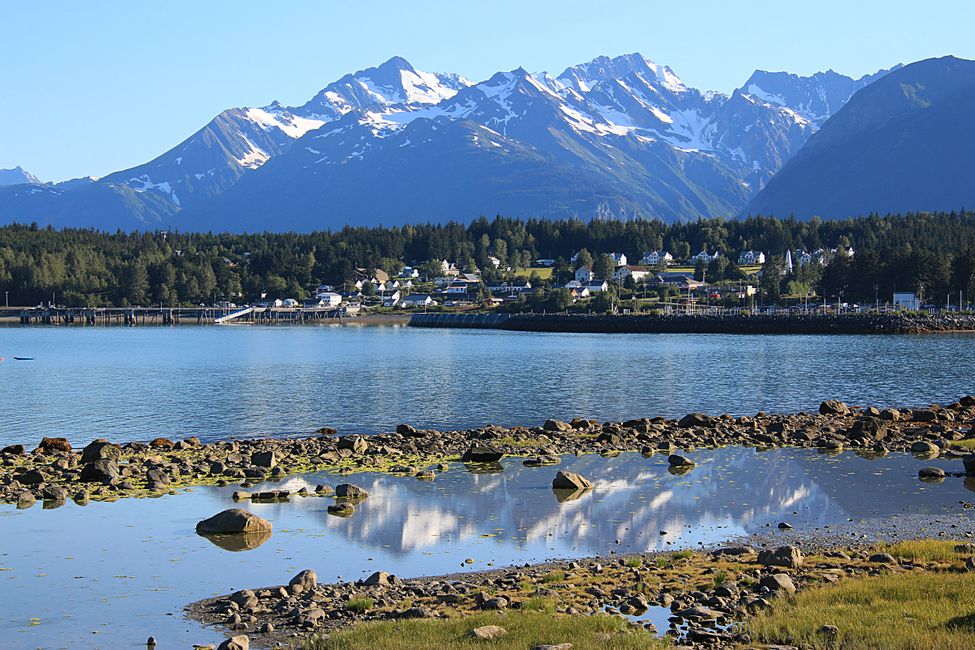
610,252,628,266
402,294,435,307
575,266,595,283
585,280,609,293
382,291,401,308
687,249,719,265
893,292,919,310
398,266,420,279
612,265,652,282
641,251,673,266
737,250,766,265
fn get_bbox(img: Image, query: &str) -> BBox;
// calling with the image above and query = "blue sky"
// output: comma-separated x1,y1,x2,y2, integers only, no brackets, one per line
2,0,972,182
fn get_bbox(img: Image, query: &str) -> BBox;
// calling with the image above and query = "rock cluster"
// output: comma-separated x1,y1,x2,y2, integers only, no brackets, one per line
3,395,975,507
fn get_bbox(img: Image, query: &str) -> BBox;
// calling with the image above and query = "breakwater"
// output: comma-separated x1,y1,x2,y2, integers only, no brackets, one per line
409,312,975,334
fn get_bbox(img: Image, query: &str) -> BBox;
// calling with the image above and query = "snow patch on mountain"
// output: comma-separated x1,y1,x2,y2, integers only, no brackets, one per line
244,107,325,139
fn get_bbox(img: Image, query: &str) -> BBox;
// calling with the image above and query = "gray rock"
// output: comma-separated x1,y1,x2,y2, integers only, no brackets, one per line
758,545,804,569
918,467,946,479
911,440,940,454
963,454,975,477
337,436,369,454
217,635,249,650
678,413,717,428
80,460,119,483
251,451,276,468
327,502,355,516
552,470,592,490
869,552,896,564
471,625,507,640
667,454,695,467
462,445,504,463
289,569,317,591
760,573,796,594
196,509,272,535
543,419,572,432
364,571,392,586
335,484,368,499
819,400,850,415
81,439,121,463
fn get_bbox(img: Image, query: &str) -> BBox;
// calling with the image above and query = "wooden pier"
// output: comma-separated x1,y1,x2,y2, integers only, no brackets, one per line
7,306,349,326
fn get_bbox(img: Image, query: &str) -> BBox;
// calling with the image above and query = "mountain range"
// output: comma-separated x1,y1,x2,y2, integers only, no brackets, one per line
745,56,975,219
0,54,901,231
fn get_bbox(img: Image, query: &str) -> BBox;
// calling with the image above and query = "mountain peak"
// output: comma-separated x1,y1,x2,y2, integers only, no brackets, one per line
376,55,416,73
0,166,41,187
557,52,686,94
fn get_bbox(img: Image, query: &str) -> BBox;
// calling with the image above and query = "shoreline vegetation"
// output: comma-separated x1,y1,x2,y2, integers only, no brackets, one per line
2,396,973,507
3,396,974,649
191,539,975,650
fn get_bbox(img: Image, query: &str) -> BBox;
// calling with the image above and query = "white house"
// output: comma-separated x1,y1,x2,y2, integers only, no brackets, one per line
610,252,628,266
687,249,720,265
575,266,595,283
398,266,420,279
439,260,459,276
445,281,472,295
585,280,609,293
564,280,583,289
737,250,766,265
795,250,813,267
382,291,401,308
281,298,299,308
569,287,591,300
641,251,673,266
402,294,435,307
487,256,501,269
318,292,342,307
612,265,651,282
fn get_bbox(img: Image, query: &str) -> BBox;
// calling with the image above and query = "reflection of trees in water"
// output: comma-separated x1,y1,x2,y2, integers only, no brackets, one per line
277,449,862,557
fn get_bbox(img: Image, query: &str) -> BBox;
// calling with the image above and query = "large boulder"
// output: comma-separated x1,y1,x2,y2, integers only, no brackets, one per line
462,445,504,463
335,483,368,499
251,451,277,468
760,573,796,594
337,436,369,454
964,454,975,477
668,454,696,467
217,636,249,650
543,419,572,432
289,569,317,591
364,571,393,586
2,444,25,455
471,625,508,640
80,460,120,483
37,437,72,453
848,417,886,440
196,509,272,535
819,400,850,416
758,545,804,569
678,413,717,428
552,470,592,490
81,439,121,463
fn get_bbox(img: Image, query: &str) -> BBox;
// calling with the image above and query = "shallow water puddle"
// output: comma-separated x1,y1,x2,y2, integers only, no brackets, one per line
0,448,971,648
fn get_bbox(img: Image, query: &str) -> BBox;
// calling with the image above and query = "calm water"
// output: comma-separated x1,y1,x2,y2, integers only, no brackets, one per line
0,324,972,447
0,449,972,649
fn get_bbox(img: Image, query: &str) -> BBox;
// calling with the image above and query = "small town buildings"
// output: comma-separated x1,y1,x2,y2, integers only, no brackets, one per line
687,249,720,265
641,250,673,266
534,258,556,267
382,291,401,308
487,256,501,269
445,281,472,295
398,266,420,279
737,250,766,265
893,292,919,310
402,293,435,307
585,280,609,293
564,280,582,289
649,273,705,291
569,287,591,300
612,265,651,282
317,292,342,307
575,266,595,283
280,298,299,308
439,260,459,276
610,252,628,267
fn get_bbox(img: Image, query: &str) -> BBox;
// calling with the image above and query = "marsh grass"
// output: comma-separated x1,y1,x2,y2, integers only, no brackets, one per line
540,570,567,584
304,611,662,650
346,598,374,614
749,571,975,650
882,539,970,563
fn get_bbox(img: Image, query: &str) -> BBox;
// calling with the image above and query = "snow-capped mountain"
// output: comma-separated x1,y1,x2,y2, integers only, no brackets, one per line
0,54,896,230
741,66,900,126
0,166,41,187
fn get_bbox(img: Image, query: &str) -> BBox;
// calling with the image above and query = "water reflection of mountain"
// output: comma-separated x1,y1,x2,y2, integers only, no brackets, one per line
274,449,910,556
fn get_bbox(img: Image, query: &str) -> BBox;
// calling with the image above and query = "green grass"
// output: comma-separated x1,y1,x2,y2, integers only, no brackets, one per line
622,556,643,568
346,598,374,614
882,539,972,563
305,611,663,650
540,570,566,584
950,439,975,451
749,571,975,650
521,596,557,614
512,267,553,280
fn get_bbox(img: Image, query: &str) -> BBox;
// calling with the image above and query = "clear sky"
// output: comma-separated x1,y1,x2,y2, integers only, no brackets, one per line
2,0,972,182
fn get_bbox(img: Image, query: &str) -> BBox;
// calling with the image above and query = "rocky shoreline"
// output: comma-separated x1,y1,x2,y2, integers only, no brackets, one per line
411,312,975,335
189,536,975,649
2,396,975,508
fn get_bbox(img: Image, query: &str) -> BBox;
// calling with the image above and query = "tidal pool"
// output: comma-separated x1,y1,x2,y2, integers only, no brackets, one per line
0,448,972,649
